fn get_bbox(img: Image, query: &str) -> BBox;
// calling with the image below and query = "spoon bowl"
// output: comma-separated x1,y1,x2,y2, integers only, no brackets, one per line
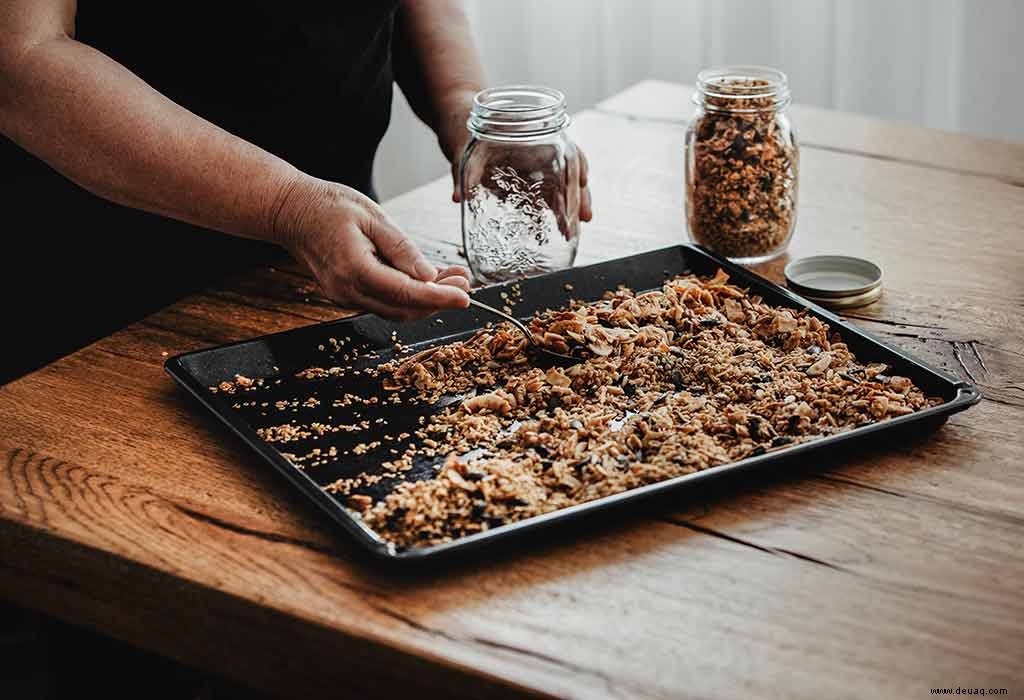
468,298,581,368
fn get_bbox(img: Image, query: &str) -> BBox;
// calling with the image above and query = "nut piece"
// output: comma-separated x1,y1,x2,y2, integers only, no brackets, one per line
806,351,833,377
463,391,513,415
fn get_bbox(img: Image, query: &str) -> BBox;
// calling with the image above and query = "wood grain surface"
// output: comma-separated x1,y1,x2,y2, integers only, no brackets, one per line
1,81,1023,699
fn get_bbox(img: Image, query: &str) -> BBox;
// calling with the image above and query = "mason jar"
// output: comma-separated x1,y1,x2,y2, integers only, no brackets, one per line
460,86,581,284
685,66,799,264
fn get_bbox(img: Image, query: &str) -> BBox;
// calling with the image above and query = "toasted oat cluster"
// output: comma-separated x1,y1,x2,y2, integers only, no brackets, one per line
359,269,939,548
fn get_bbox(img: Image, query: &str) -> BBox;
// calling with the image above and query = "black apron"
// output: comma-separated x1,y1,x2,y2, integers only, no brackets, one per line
1,2,399,382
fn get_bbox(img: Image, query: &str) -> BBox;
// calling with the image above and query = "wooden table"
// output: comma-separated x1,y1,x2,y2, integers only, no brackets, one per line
2,80,1022,699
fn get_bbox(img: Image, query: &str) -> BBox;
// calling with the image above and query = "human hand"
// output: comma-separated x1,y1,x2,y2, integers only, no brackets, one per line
273,177,471,321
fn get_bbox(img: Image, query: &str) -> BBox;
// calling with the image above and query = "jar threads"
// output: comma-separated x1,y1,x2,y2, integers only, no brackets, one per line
467,85,570,141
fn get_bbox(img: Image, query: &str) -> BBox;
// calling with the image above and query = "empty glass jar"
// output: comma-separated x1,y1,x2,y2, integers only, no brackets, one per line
685,66,799,263
460,86,581,284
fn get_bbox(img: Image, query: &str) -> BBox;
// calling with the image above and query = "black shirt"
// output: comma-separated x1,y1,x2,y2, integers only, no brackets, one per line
1,3,400,382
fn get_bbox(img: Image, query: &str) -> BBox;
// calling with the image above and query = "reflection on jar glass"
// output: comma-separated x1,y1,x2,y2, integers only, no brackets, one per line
685,66,799,264
460,85,581,285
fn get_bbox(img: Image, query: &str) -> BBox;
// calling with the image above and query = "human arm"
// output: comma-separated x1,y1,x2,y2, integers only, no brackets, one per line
0,0,468,319
393,0,592,220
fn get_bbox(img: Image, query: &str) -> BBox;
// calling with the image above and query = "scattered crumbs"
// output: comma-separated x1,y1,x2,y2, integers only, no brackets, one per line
220,270,936,551
211,373,264,394
348,494,373,512
257,424,310,443
352,440,381,456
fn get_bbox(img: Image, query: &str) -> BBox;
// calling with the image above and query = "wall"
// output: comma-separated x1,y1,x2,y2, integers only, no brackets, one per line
374,0,1024,200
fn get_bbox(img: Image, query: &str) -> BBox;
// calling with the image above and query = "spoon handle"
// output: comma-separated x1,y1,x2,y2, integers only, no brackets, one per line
468,298,538,348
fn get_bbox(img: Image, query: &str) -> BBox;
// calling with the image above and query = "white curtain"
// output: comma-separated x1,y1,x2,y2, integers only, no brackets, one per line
375,0,1024,200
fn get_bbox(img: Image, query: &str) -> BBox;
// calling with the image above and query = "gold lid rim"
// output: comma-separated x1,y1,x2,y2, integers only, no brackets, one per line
784,255,883,298
801,285,883,310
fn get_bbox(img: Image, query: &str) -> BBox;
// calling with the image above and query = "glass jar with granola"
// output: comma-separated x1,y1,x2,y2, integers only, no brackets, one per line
685,66,799,263
460,85,581,284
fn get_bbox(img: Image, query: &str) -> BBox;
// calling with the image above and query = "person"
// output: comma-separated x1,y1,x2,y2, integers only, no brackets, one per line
0,2,594,695
0,1,594,383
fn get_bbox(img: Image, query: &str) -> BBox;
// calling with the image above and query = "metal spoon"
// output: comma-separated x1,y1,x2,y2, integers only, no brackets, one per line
468,298,580,367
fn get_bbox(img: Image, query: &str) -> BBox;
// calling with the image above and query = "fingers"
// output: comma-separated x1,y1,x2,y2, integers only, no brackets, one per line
451,161,460,203
295,186,473,320
550,186,570,241
362,210,437,282
437,272,471,287
356,253,470,314
435,265,472,292
580,185,593,222
436,264,470,280
352,270,471,321
439,278,471,293
576,148,592,221
453,141,484,204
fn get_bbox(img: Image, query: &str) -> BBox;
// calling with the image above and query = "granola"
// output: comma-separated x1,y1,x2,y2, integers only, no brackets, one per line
361,269,939,547
686,76,798,260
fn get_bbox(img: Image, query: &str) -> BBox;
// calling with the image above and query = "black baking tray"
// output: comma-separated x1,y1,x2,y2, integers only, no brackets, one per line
165,244,981,562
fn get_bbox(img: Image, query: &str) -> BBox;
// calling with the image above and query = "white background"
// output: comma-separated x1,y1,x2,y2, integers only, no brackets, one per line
374,0,1024,200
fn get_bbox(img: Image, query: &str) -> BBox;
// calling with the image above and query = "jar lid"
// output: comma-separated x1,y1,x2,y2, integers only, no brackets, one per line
784,255,883,308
